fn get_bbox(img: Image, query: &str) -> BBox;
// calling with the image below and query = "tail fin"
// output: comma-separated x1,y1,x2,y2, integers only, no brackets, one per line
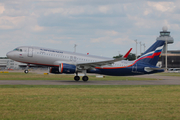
135,40,165,66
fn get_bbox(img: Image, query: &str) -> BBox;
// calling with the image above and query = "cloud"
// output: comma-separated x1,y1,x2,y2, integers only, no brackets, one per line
175,41,180,48
144,9,152,15
90,36,133,45
0,4,5,14
90,37,107,43
96,30,119,36
147,1,176,12
31,25,45,32
98,5,109,14
69,40,76,45
0,16,26,30
44,39,62,44
112,37,134,45
42,4,87,16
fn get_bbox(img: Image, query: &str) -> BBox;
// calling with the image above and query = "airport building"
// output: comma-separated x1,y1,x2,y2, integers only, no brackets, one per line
159,51,180,68
0,59,8,70
0,59,47,70
0,59,26,70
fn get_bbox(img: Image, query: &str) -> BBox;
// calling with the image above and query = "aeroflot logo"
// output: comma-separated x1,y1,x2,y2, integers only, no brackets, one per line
40,49,63,53
138,46,163,59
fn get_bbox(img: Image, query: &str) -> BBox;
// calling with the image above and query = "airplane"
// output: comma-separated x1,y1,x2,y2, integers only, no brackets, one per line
6,40,165,82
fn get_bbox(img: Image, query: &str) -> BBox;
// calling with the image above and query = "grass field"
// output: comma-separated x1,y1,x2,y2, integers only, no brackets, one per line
157,72,180,77
0,85,180,120
1,72,180,119
0,72,158,81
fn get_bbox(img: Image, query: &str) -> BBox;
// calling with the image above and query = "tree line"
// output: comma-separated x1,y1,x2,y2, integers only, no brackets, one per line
113,53,136,60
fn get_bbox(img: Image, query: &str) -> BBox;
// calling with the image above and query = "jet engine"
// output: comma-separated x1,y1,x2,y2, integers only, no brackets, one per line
49,63,76,74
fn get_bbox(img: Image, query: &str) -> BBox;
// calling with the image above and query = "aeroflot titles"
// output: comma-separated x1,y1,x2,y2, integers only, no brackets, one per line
40,49,63,53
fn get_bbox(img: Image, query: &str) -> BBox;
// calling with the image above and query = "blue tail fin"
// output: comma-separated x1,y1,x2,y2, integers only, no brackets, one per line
135,40,165,66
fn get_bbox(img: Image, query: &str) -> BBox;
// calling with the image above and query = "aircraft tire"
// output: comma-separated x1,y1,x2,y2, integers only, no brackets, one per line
24,70,29,74
82,76,88,82
74,76,80,81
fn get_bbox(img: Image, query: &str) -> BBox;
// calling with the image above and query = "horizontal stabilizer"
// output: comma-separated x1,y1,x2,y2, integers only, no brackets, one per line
144,67,164,72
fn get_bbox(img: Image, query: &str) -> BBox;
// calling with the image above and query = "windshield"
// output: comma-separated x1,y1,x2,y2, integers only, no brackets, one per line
13,48,22,52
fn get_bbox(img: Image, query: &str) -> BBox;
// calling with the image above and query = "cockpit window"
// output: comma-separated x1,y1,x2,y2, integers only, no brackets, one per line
13,48,18,51
13,48,22,52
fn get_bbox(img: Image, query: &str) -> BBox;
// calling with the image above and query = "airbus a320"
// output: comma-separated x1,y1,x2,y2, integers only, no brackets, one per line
6,40,165,82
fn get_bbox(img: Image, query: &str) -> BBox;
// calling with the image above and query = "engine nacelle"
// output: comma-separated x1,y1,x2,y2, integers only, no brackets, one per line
49,67,60,74
49,63,76,74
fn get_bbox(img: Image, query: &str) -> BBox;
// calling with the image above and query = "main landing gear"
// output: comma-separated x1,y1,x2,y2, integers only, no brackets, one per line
82,76,88,81
74,71,89,82
74,74,80,81
74,75,89,82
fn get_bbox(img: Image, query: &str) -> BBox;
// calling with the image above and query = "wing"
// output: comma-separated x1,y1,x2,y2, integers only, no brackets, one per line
77,48,132,69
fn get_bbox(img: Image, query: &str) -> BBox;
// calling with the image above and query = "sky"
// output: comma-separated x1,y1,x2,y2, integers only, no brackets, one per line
0,0,180,58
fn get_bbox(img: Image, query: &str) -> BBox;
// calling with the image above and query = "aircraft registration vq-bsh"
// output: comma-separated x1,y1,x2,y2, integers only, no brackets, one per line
6,40,165,82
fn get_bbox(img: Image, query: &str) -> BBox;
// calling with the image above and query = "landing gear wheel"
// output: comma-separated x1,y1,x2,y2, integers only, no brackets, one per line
74,76,80,81
82,76,88,82
24,70,29,74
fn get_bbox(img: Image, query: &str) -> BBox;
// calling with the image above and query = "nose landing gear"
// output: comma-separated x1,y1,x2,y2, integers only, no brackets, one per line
24,70,29,74
24,64,30,74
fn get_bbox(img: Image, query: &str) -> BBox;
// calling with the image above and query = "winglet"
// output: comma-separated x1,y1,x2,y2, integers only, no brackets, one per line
123,48,132,58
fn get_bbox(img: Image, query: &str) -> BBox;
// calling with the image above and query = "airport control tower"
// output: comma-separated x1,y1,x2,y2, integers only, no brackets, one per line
156,26,174,71
156,26,174,53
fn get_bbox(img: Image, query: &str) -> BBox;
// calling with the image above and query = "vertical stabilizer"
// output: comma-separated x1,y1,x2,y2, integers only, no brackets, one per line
135,40,165,66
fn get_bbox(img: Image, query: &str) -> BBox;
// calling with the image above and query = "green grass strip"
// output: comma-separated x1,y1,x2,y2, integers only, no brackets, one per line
0,85,179,88
157,72,180,77
0,85,180,120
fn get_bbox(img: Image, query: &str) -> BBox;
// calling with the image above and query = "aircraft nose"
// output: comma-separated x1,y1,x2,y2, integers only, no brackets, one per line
6,51,13,59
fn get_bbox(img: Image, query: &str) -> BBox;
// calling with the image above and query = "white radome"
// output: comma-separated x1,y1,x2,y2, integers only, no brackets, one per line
162,26,168,31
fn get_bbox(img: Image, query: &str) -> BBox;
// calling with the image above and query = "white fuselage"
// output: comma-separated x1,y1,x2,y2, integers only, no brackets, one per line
7,46,133,68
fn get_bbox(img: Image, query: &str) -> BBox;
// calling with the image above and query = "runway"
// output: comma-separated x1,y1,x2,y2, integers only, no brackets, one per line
0,79,180,85
0,74,180,85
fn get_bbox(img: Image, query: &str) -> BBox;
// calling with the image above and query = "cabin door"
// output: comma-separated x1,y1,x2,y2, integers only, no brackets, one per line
70,56,76,63
28,47,33,57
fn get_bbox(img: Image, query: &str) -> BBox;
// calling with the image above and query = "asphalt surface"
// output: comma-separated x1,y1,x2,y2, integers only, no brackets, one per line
0,74,180,85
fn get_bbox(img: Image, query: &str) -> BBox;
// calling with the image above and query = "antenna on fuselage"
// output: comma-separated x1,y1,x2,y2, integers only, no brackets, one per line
74,44,77,53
